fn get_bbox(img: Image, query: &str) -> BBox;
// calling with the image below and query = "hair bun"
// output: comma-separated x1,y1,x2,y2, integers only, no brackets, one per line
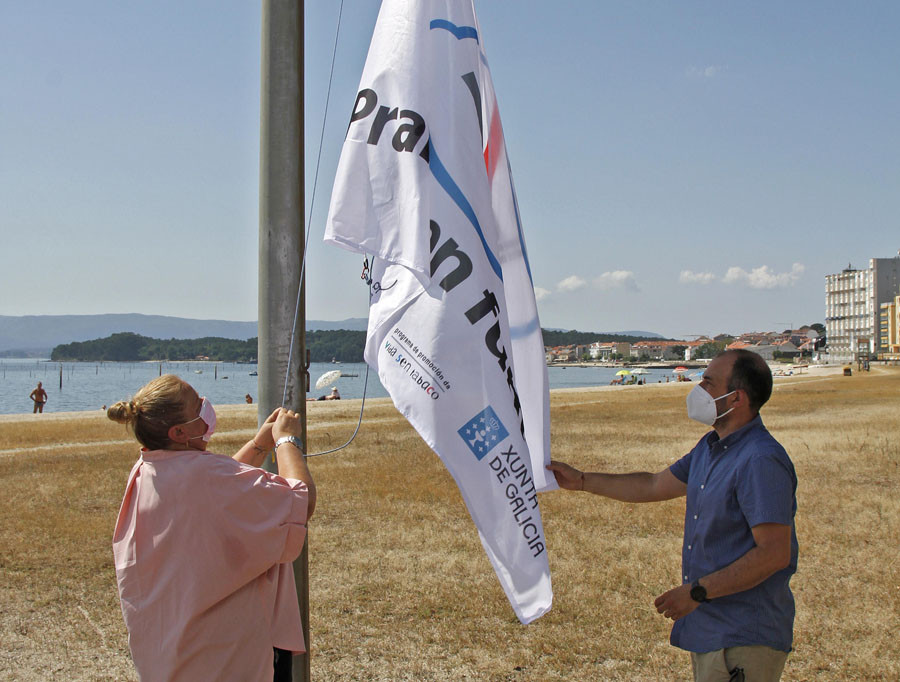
107,400,138,425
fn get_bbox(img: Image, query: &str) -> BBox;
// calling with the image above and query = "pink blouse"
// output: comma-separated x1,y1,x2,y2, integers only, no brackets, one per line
113,449,309,681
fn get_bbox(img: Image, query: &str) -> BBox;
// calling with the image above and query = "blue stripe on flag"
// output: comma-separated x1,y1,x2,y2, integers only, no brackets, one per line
429,19,479,42
427,139,503,282
506,155,534,286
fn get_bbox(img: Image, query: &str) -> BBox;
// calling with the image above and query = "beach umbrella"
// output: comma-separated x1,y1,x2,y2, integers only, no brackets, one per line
615,369,631,376
672,366,688,374
631,368,649,375
315,369,342,390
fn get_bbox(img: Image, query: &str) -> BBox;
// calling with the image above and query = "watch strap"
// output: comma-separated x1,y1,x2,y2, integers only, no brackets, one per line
274,435,304,453
690,579,709,603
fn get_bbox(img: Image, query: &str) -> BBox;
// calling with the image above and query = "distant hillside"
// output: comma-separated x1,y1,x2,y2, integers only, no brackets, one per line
543,329,663,338
48,328,660,363
1,314,666,358
51,333,258,363
50,329,367,363
306,318,368,332
0,314,368,356
541,329,671,347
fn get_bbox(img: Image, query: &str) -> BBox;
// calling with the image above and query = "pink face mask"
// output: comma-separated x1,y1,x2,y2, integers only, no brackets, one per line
184,397,217,442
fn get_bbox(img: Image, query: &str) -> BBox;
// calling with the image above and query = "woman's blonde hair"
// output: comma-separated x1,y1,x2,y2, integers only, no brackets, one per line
107,374,189,450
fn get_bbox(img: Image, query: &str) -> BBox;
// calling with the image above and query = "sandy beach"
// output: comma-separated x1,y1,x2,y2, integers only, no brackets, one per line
1,365,896,680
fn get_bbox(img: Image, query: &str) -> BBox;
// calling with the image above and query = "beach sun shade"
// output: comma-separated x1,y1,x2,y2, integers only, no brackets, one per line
631,368,649,375
673,366,688,373
315,369,343,390
616,370,632,376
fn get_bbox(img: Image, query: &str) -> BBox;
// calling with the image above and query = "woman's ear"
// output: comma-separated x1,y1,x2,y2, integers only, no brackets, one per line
168,424,187,445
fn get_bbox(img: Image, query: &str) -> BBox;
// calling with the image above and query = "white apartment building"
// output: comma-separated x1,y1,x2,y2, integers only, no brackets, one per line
825,251,900,363
588,341,631,361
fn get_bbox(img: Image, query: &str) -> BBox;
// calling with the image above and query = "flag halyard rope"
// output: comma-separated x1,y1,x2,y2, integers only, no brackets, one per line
277,0,368,459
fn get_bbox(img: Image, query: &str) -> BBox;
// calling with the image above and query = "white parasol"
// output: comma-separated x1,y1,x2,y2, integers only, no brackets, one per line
315,369,343,390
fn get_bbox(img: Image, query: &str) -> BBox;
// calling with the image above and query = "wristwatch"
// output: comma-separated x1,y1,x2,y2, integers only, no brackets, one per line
274,436,304,453
690,579,709,603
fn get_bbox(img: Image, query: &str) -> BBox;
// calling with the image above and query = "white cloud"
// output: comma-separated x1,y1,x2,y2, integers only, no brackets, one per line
594,270,639,292
679,270,717,285
722,263,805,289
686,65,725,79
557,275,587,292
533,286,551,301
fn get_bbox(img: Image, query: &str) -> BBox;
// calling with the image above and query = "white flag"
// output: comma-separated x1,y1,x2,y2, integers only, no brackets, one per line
325,0,554,624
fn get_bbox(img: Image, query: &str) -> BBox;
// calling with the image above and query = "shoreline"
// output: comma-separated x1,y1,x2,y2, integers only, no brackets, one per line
0,366,848,421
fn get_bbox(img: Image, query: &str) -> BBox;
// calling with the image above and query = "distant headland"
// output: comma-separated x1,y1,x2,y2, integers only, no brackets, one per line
0,314,368,357
0,313,666,359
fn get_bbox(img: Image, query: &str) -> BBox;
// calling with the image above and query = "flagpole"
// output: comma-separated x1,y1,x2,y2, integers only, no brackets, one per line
259,1,309,680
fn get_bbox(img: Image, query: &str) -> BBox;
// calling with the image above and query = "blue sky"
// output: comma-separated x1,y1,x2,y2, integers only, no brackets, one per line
2,1,898,339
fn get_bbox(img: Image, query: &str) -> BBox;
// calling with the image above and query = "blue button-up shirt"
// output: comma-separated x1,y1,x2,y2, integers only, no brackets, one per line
669,415,798,653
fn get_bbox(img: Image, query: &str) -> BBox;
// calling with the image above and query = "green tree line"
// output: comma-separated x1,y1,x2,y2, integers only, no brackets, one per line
52,327,742,363
540,329,673,347
51,333,259,362
50,330,368,363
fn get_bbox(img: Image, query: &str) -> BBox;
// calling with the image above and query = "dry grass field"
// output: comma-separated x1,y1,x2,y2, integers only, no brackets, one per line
1,367,898,680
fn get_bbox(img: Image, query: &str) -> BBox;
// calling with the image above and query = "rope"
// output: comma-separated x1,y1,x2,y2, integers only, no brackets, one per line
276,0,371,459
305,256,377,458
304,358,372,458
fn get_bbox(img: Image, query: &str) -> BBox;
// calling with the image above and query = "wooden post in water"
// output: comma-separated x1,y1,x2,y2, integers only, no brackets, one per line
259,1,308,679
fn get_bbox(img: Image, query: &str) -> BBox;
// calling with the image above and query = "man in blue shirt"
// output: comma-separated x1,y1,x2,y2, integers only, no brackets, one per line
548,350,798,681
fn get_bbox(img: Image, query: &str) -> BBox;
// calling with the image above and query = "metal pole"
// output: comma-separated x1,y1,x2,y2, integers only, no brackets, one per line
259,1,309,679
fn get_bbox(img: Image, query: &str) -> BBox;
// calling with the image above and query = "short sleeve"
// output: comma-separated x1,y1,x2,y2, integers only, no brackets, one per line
736,451,796,528
669,450,693,484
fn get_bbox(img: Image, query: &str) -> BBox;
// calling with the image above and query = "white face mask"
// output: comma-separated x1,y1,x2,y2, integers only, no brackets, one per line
183,397,217,442
686,384,736,426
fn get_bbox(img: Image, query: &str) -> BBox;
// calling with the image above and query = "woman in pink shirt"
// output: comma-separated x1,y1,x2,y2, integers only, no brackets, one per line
108,375,316,681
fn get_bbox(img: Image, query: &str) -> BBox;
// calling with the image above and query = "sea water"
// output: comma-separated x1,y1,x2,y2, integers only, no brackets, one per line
0,359,689,415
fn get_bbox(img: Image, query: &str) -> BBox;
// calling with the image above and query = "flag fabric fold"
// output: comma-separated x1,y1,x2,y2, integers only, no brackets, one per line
325,0,554,624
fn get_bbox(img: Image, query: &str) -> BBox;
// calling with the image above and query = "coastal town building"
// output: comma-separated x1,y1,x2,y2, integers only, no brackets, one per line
730,331,773,346
726,341,799,361
631,340,690,361
879,294,900,360
682,338,713,361
588,341,631,361
825,252,900,363
796,338,816,358
546,347,575,362
545,330,816,365
723,328,823,361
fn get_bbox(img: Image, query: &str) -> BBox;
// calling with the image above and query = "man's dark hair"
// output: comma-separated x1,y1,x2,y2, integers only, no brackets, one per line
722,349,773,413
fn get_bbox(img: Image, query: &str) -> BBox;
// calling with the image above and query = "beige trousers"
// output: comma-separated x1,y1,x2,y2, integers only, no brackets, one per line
691,646,788,682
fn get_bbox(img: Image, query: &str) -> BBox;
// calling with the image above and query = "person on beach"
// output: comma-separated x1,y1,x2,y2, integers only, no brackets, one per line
29,382,48,413
309,386,341,401
108,374,316,681
548,350,798,682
